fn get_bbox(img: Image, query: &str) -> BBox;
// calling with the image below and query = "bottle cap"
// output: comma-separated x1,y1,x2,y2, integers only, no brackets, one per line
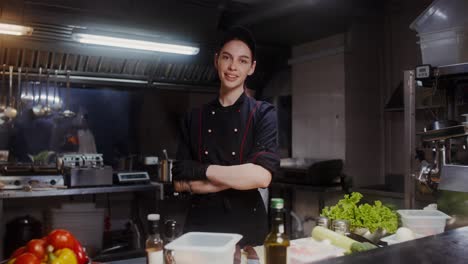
270,198,284,209
147,214,160,221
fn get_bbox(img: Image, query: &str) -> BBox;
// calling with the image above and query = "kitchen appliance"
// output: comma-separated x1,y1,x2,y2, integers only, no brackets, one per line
416,120,468,192
59,153,104,168
0,175,65,190
0,163,65,190
113,171,150,185
59,153,112,187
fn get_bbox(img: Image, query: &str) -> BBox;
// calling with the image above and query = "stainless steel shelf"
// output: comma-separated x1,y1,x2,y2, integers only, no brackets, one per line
0,182,164,199
417,125,468,142
437,63,468,77
354,188,405,199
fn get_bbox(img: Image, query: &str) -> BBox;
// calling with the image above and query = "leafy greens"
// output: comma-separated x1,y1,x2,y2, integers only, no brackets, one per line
321,192,398,233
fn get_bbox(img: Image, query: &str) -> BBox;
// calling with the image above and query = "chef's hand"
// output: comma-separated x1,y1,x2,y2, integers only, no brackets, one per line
172,160,209,181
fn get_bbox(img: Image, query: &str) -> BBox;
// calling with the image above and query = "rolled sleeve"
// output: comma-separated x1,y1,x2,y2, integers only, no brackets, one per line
246,103,280,174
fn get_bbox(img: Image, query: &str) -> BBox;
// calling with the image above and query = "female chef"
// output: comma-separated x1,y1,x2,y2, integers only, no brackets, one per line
172,27,279,246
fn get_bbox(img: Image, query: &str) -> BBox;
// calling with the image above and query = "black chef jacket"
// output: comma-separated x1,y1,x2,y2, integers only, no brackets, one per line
176,92,280,246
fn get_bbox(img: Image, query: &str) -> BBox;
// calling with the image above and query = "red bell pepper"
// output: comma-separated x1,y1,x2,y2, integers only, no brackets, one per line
46,229,88,264
71,239,88,264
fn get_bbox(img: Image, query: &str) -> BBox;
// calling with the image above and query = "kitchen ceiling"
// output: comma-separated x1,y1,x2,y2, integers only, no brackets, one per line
0,0,383,92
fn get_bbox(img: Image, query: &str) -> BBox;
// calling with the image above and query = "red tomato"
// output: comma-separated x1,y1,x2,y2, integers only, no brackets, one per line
14,253,40,264
26,239,46,259
47,229,76,249
10,246,26,258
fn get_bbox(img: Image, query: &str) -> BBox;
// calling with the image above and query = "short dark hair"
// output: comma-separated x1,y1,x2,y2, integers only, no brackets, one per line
218,26,256,60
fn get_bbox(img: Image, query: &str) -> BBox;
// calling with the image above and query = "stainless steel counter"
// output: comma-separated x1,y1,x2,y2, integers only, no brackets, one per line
102,226,468,264
318,226,468,264
100,257,146,264
0,182,164,199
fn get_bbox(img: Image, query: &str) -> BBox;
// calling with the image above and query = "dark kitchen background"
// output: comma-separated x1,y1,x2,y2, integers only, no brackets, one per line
1,0,468,259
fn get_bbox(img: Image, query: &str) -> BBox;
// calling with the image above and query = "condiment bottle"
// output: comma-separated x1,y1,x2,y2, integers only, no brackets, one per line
146,214,163,264
264,198,290,264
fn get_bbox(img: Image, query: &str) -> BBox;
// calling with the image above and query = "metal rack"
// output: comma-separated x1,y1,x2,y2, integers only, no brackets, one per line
403,63,468,208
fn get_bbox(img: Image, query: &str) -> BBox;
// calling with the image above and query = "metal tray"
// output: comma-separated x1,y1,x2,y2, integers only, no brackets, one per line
417,125,468,141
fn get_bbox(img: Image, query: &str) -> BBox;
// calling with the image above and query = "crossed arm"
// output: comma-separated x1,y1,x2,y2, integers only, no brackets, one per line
174,163,271,194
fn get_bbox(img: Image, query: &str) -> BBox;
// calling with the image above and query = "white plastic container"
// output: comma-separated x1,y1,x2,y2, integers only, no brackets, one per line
164,232,242,264
397,209,451,237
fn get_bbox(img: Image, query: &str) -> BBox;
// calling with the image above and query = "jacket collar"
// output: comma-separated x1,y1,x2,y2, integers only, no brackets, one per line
208,91,247,109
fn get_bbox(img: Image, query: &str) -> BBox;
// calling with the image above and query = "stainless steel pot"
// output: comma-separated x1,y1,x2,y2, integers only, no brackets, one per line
160,159,174,182
3,215,43,256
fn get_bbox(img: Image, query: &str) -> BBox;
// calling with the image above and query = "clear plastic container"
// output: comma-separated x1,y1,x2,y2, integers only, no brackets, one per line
164,232,242,264
410,0,468,33
418,27,468,66
397,209,451,237
410,0,468,66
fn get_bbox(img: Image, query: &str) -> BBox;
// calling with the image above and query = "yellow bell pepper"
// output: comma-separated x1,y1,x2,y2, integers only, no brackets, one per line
7,258,15,264
48,248,77,264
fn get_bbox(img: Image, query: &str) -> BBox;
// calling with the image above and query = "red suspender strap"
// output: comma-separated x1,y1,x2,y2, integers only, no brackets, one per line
239,101,261,163
198,107,203,162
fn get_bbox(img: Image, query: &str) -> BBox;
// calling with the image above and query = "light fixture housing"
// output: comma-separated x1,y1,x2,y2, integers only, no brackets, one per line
72,31,199,55
0,22,33,36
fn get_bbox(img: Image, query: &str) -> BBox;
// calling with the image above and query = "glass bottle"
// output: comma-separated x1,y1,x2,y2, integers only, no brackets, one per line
163,219,179,264
264,198,290,264
146,214,164,264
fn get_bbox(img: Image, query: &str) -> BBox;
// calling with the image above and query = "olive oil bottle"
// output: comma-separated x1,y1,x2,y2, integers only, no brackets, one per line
264,198,290,264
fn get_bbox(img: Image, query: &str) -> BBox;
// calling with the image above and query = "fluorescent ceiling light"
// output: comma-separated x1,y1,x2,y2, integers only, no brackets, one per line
0,23,33,36
72,33,199,55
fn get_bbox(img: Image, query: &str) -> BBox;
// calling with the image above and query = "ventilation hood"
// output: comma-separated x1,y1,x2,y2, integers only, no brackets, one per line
0,0,283,92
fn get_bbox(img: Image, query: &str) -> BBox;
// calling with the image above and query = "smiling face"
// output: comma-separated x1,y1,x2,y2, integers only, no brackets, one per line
215,39,256,93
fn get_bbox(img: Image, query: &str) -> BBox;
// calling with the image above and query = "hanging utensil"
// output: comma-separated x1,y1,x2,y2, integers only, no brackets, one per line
0,64,6,112
32,81,44,117
32,67,45,117
42,70,52,116
61,70,75,118
51,69,62,111
4,66,18,119
21,68,34,105
16,67,22,113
